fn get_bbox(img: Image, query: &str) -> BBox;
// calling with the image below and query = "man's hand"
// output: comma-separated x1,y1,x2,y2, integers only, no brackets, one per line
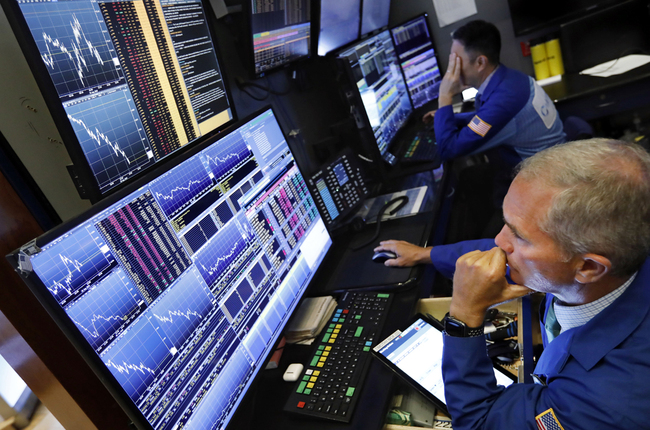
422,110,436,124
450,248,532,327
438,52,463,107
373,240,432,267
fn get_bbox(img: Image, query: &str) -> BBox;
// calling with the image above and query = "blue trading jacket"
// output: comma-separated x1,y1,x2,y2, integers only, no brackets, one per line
433,65,565,169
430,240,650,430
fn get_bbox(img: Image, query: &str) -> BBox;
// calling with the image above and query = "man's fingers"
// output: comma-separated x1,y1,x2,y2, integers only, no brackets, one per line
453,56,462,77
487,247,506,267
457,249,487,266
375,240,395,251
504,283,535,300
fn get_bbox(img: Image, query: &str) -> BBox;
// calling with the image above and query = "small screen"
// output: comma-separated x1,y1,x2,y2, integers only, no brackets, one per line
306,149,368,228
360,0,391,36
251,0,311,75
337,31,412,155
333,163,349,186
24,108,331,430
10,0,234,198
391,15,442,109
376,317,515,407
317,0,361,56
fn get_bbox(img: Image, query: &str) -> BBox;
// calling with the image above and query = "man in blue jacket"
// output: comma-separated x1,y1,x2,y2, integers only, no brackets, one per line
379,139,650,429
425,20,564,167
428,20,565,239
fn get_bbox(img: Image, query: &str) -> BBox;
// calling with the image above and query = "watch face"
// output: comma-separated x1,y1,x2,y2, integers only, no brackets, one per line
444,315,484,337
443,315,466,337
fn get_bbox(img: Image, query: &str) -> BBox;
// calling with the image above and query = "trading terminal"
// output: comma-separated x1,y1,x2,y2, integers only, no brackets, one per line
0,0,649,429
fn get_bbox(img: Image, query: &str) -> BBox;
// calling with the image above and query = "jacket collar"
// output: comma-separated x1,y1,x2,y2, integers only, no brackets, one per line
478,64,508,105
563,256,650,371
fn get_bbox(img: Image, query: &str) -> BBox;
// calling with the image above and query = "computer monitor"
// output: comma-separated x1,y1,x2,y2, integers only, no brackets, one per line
360,0,391,37
390,14,442,110
316,0,361,56
337,30,413,157
559,0,650,73
0,0,235,202
249,0,311,76
7,107,332,430
507,0,621,36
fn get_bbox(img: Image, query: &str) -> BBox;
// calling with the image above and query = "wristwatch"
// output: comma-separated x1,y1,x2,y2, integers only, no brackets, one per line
443,313,484,337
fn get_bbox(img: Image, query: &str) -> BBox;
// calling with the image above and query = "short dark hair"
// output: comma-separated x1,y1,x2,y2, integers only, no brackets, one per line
452,20,501,65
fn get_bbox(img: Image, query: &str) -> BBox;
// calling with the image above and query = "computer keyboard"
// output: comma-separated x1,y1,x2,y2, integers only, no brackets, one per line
402,131,438,163
283,291,392,422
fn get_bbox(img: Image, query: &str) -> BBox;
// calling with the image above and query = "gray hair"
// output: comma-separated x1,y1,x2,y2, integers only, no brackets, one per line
516,138,650,277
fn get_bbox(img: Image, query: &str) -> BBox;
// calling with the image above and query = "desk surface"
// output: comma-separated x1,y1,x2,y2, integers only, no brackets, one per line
229,286,422,430
542,63,650,122
543,63,650,104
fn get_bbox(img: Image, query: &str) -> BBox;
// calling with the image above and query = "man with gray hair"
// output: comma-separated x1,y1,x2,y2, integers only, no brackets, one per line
386,139,650,429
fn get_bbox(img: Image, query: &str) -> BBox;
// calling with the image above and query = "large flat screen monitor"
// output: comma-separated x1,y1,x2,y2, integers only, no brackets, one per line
360,0,391,37
337,30,412,157
250,0,311,76
507,0,620,36
316,0,361,56
390,14,442,110
559,0,650,73
7,107,332,430
1,0,235,202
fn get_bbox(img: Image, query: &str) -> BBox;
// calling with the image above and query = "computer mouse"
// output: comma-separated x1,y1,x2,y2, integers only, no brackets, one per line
372,250,397,264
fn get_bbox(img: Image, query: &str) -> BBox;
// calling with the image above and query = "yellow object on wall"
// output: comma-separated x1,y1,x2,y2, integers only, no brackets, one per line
530,41,550,81
545,38,565,76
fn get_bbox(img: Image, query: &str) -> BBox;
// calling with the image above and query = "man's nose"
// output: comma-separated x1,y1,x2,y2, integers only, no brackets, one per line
494,225,512,254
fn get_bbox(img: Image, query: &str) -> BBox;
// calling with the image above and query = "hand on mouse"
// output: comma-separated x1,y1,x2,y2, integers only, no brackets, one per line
373,240,433,267
422,110,436,124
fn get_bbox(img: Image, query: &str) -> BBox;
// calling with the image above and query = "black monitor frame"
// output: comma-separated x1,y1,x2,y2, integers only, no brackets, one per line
244,0,313,78
334,30,414,173
559,0,650,73
389,13,442,111
313,0,362,57
0,0,236,203
507,0,622,36
6,105,333,430
360,0,391,38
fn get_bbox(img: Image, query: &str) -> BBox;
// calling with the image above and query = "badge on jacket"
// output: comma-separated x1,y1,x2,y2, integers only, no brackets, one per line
468,115,492,136
536,407,564,430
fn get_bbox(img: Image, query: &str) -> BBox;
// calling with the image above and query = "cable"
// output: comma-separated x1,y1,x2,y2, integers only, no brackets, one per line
350,195,409,251
235,74,292,101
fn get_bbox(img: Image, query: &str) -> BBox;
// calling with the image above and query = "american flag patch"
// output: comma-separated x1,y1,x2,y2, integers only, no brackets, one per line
536,408,564,430
468,115,492,137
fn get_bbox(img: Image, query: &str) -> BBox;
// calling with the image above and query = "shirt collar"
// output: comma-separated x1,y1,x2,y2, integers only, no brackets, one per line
554,272,637,333
476,65,499,97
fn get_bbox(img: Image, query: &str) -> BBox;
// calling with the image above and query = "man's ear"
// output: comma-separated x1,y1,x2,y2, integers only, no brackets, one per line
575,253,611,284
476,55,489,72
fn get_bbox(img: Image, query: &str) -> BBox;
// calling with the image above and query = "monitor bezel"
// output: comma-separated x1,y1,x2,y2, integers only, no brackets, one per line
5,105,324,430
334,29,415,166
389,12,442,111
359,0,391,38
0,0,237,203
506,0,622,36
245,0,313,78
313,0,362,57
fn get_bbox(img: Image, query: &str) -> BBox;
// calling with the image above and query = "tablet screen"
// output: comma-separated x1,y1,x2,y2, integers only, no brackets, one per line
373,315,515,412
